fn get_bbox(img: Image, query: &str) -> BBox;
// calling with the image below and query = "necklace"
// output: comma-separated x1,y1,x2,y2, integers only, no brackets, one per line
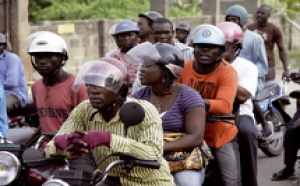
155,101,163,113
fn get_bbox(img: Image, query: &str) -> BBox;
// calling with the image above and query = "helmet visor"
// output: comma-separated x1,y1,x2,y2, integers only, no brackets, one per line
73,60,126,93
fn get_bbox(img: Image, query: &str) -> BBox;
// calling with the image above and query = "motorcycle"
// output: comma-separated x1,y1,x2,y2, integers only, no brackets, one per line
255,80,291,156
0,128,56,186
9,81,39,129
39,102,161,186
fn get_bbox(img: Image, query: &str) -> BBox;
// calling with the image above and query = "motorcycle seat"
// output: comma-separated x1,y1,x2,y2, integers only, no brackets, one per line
7,127,38,144
290,90,300,99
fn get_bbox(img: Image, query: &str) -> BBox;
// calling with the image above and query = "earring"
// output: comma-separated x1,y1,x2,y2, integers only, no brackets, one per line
162,76,166,83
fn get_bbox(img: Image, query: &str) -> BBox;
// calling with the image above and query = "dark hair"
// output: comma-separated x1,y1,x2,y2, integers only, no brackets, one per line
152,18,174,31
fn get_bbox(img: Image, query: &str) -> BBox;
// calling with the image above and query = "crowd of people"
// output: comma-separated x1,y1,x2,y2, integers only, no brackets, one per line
0,3,299,186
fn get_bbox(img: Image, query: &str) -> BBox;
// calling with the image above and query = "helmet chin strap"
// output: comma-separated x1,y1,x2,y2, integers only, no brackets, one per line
31,57,66,80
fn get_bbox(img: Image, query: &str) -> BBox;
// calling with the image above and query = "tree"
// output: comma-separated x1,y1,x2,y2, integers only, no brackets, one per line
169,0,202,17
262,0,300,49
29,0,149,25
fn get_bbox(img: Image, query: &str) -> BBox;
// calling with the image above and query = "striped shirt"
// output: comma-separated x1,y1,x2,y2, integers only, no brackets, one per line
46,97,175,186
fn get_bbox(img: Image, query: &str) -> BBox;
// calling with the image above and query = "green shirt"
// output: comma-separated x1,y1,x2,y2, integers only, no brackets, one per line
46,97,175,186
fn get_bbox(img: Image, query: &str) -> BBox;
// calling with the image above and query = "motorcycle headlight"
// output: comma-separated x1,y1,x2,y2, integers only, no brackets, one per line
0,151,21,185
42,179,70,186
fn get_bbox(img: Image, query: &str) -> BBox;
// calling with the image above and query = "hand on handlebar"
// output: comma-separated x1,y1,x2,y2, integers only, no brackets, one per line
54,132,82,150
282,70,290,82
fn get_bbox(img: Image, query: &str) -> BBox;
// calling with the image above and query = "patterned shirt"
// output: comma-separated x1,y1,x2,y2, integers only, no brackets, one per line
46,97,175,186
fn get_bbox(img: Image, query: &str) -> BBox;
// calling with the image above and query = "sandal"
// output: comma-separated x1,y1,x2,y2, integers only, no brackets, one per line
271,168,294,181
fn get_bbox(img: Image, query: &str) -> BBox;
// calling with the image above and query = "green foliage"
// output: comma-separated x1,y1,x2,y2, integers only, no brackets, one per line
29,0,149,25
262,0,300,19
170,0,202,17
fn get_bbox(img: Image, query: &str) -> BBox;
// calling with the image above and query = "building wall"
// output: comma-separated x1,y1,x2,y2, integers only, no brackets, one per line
0,0,5,34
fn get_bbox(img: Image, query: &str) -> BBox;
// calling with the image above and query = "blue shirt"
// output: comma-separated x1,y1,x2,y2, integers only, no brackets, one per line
0,51,28,107
0,76,8,138
240,30,268,89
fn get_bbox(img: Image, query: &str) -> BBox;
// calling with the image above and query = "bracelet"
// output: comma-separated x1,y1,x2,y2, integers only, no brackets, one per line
284,65,291,70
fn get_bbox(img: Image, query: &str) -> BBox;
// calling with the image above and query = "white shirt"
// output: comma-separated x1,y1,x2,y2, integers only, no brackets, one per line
231,57,258,121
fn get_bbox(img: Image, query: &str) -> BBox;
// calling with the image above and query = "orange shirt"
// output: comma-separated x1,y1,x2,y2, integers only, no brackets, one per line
179,59,238,148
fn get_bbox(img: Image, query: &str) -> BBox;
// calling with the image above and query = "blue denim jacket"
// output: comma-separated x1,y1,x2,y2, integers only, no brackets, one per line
0,76,8,138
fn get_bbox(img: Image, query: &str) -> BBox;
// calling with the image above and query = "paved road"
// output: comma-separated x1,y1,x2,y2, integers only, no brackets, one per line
258,71,299,186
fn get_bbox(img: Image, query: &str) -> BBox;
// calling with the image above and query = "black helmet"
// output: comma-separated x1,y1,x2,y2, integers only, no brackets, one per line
176,21,191,33
138,11,163,22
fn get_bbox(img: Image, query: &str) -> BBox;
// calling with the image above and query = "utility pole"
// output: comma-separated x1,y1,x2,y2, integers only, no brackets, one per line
150,0,169,17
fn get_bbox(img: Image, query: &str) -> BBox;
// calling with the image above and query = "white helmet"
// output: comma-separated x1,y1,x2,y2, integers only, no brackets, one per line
27,32,68,60
193,25,226,46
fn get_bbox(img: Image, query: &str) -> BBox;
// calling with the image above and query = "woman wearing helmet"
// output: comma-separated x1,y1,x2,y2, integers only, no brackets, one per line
106,20,140,94
129,42,206,186
25,31,88,133
218,21,259,186
178,25,241,186
47,57,175,186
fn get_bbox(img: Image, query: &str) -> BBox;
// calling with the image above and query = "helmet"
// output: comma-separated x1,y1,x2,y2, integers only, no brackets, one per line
225,5,248,27
28,32,68,60
73,57,128,93
114,20,139,35
108,23,118,36
0,33,6,43
217,22,243,45
155,43,184,78
24,31,55,52
138,11,163,22
193,25,226,46
187,24,212,45
125,42,184,79
176,21,191,33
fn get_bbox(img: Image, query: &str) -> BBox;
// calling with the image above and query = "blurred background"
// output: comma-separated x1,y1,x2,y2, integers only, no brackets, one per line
0,0,299,81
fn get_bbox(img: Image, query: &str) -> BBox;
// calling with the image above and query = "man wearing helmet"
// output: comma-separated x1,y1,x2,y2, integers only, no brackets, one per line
175,21,191,44
218,22,259,186
179,25,241,186
46,57,175,186
225,5,268,91
0,33,28,115
25,31,88,134
137,11,163,43
225,5,272,143
106,20,140,94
